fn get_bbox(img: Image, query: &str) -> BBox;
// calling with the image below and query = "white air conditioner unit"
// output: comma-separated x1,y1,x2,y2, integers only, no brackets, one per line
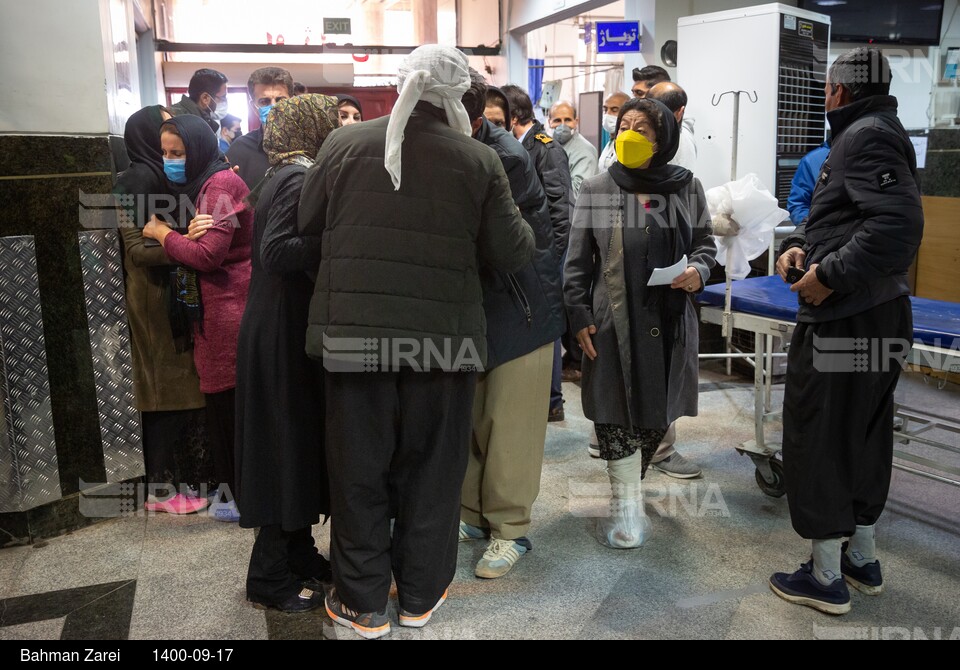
678,3,831,208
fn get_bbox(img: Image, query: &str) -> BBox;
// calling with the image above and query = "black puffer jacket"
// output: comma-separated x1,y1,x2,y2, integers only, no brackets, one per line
780,95,923,323
297,104,535,370
476,119,565,370
521,121,573,258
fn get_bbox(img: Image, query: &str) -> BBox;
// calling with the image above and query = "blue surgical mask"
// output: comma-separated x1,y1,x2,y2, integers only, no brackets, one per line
258,104,273,126
163,157,187,184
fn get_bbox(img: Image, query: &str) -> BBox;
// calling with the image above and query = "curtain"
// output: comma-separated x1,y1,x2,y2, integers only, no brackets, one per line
528,58,545,107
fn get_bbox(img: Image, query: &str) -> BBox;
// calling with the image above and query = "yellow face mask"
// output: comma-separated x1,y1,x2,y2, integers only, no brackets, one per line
615,129,655,169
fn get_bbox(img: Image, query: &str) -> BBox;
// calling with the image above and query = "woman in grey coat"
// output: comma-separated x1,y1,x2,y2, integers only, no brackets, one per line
564,98,716,549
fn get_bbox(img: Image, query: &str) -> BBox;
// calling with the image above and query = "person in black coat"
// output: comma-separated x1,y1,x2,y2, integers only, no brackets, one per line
458,73,566,579
770,48,924,616
234,94,341,613
297,46,533,639
500,84,575,421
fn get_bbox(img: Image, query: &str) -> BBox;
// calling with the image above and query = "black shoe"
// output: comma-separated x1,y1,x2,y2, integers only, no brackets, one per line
249,587,322,613
298,556,333,592
301,573,333,592
548,406,565,422
841,542,883,595
769,560,851,615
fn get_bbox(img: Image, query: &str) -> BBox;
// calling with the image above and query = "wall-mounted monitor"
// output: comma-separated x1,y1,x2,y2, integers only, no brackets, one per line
797,0,945,46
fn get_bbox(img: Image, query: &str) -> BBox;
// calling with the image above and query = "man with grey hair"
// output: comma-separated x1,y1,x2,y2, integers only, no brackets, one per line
298,45,534,638
770,47,923,615
548,100,598,200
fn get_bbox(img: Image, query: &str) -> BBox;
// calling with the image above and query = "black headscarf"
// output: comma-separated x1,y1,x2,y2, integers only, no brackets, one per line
336,94,363,116
114,105,168,226
608,97,692,195
613,98,696,349
159,114,230,336
160,114,231,215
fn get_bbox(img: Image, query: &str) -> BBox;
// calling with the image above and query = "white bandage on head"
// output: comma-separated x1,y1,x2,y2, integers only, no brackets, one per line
384,45,472,190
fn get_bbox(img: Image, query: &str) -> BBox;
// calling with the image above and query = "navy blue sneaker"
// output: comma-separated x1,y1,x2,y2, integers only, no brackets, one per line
841,543,884,595
769,561,851,615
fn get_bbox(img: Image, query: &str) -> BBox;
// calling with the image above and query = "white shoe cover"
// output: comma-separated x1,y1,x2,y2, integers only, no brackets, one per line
596,451,650,549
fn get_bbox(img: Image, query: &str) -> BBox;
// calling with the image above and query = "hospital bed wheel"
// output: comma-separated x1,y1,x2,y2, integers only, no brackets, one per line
755,458,786,498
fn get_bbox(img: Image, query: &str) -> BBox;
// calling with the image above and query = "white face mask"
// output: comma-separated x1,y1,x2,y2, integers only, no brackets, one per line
210,98,229,121
602,114,618,135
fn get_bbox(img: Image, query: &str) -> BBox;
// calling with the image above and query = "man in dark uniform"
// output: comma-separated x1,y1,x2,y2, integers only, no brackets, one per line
770,47,924,615
501,85,573,422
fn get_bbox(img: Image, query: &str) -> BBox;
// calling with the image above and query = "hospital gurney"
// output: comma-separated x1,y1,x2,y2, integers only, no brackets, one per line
698,275,960,497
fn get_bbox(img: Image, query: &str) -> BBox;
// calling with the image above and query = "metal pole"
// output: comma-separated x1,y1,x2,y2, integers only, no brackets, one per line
730,91,740,182
725,91,741,375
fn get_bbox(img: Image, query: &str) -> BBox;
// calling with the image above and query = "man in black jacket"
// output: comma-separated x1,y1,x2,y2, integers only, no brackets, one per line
226,67,293,189
458,72,566,580
770,48,924,616
501,84,573,421
170,68,228,133
298,46,534,639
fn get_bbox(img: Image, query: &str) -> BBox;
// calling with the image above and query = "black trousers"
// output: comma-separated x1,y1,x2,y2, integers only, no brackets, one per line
205,389,236,496
246,525,329,603
325,368,477,614
783,297,912,540
142,410,192,486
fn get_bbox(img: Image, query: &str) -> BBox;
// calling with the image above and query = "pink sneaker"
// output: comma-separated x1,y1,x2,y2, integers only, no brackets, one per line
144,493,209,515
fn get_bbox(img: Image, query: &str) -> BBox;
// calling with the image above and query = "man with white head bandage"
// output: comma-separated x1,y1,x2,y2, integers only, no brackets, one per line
298,45,534,639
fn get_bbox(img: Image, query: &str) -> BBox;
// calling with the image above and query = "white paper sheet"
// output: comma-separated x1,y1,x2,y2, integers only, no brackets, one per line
910,136,928,170
647,255,688,286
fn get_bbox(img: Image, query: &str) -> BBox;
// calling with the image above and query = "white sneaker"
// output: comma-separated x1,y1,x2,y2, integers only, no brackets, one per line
587,443,601,459
475,539,528,579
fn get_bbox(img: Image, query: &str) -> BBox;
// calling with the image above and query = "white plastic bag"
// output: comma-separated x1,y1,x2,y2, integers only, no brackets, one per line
706,174,788,280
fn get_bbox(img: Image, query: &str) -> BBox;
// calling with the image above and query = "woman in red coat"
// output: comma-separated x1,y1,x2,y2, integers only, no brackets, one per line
143,115,253,522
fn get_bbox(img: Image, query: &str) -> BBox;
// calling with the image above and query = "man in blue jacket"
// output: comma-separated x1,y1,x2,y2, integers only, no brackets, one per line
786,139,831,226
771,48,924,616
459,73,566,580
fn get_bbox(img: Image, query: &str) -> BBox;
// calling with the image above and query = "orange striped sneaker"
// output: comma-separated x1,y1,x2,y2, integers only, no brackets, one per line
398,590,448,628
324,588,391,640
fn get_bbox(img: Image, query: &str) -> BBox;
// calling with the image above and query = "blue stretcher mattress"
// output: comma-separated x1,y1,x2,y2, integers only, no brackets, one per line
698,275,960,351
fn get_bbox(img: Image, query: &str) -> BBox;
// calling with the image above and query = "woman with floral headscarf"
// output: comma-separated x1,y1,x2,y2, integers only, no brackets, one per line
232,94,340,613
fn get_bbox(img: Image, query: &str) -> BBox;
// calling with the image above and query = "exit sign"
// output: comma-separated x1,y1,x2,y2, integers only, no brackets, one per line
324,18,351,34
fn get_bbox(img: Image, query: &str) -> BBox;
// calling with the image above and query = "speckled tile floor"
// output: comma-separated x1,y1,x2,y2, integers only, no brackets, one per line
2,367,957,640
